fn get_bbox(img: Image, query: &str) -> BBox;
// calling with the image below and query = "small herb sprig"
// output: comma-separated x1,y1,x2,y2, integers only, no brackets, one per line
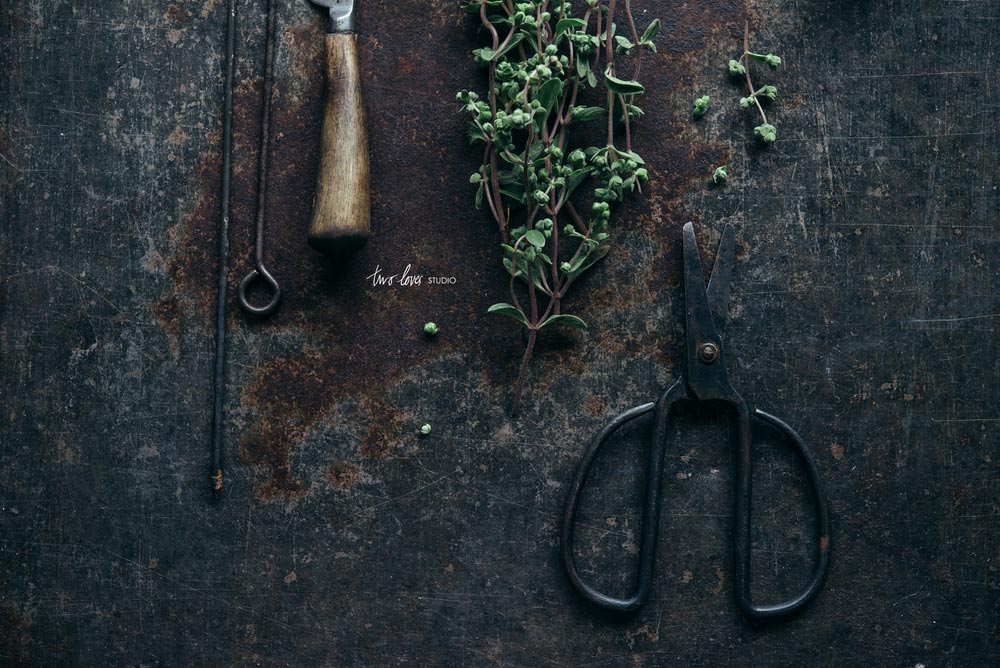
728,21,780,144
459,0,658,414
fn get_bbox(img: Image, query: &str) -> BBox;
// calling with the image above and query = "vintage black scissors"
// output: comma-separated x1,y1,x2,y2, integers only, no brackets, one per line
561,222,831,619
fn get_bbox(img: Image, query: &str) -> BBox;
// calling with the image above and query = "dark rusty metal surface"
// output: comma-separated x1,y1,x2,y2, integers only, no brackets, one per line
1,0,997,665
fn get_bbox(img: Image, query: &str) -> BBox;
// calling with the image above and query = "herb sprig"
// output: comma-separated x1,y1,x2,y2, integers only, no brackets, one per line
728,20,781,144
459,0,658,414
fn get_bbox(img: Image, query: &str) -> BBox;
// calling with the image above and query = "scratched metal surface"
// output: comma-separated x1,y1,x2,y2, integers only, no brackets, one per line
1,0,997,665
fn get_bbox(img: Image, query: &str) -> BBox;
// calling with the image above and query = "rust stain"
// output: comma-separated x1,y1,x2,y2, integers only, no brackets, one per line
359,396,406,459
158,1,754,500
237,348,328,500
165,4,192,23
0,603,30,668
819,535,830,552
952,483,968,507
711,566,726,594
327,461,360,490
830,442,844,461
2,9,26,30
586,394,604,417
149,294,181,357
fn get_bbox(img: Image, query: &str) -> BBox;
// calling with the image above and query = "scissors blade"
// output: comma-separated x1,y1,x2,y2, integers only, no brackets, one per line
706,223,736,338
682,222,721,343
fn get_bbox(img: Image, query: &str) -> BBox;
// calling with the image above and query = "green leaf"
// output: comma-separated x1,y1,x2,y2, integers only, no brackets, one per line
524,229,546,248
568,243,610,279
472,47,494,61
555,17,586,37
641,18,660,43
499,183,526,204
534,78,563,119
604,69,644,95
495,32,525,59
539,314,588,330
563,167,593,198
570,105,607,122
614,35,634,53
488,303,528,325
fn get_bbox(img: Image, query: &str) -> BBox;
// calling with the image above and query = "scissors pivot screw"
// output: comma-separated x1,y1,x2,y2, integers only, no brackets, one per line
698,342,720,364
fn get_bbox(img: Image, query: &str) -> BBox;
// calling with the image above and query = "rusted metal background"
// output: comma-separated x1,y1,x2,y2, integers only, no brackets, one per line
1,0,997,665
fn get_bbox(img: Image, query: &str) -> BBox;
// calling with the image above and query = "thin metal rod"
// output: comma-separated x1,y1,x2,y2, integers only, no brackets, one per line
238,0,282,316
211,0,238,493
255,0,277,268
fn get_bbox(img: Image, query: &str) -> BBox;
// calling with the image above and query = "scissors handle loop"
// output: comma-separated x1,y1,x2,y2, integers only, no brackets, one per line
736,408,832,620
561,391,831,618
560,381,686,612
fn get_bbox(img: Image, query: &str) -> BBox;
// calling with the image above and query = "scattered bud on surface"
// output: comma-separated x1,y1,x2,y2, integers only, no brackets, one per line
420,424,432,436
693,95,710,117
754,123,777,143
424,322,439,336
712,165,728,184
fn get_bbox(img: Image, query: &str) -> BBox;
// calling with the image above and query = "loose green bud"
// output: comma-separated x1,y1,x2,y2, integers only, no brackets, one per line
420,423,432,436
693,95,710,117
712,165,728,184
754,123,777,144
739,97,753,109
424,322,439,336
728,59,746,76
560,262,572,272
765,54,781,69
758,85,777,101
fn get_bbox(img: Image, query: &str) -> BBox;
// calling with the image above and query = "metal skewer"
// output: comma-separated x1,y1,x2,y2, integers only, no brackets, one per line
210,0,238,493
238,0,282,316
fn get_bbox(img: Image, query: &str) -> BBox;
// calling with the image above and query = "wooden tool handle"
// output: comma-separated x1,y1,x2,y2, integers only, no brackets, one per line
308,32,370,255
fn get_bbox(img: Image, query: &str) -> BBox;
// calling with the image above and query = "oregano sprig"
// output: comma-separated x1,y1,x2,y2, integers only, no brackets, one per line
459,0,658,414
728,20,780,144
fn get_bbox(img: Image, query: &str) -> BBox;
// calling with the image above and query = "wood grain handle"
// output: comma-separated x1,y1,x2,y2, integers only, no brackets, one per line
308,32,370,255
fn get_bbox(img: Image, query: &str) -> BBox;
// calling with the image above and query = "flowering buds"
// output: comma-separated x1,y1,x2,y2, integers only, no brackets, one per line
758,85,777,101
754,123,777,143
693,95,710,117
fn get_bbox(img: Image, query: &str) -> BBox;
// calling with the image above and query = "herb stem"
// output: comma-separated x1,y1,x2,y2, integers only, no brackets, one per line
741,20,768,125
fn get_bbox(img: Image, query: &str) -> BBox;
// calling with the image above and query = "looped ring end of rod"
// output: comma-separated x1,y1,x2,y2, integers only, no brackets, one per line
238,266,282,316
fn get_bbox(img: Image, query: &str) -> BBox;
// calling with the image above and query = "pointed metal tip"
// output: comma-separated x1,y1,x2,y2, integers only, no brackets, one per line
682,222,697,253
707,224,737,338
